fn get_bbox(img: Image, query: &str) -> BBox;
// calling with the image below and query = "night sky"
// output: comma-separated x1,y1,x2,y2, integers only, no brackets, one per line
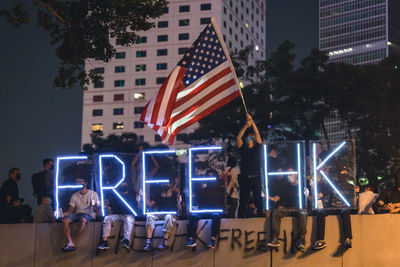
0,0,317,207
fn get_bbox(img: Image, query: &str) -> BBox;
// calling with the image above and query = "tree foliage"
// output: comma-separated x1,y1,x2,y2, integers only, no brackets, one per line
1,0,168,89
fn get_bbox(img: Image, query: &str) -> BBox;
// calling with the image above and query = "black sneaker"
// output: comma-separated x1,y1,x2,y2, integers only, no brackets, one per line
207,239,216,249
97,240,110,250
158,239,169,251
186,238,197,248
296,237,305,251
121,238,130,250
143,242,152,252
344,238,352,249
267,238,280,248
312,240,327,250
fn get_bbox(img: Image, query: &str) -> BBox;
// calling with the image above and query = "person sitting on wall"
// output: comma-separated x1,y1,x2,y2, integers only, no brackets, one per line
236,113,263,218
358,184,378,214
375,175,400,214
33,194,55,223
267,166,307,250
31,158,54,206
186,169,224,249
61,176,99,252
143,177,179,251
311,166,357,250
97,180,138,250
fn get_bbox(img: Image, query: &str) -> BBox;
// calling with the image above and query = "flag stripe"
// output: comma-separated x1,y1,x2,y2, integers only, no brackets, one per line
174,66,232,109
163,83,239,141
168,78,236,127
149,66,185,126
166,90,241,144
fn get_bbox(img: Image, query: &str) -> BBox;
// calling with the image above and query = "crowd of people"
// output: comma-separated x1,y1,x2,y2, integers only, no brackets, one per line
0,114,399,253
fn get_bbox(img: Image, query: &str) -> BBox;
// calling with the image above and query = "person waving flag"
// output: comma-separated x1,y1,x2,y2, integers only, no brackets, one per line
140,18,245,145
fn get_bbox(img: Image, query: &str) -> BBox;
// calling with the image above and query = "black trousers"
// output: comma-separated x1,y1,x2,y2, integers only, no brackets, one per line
316,209,352,240
188,213,221,239
238,175,263,218
227,197,238,218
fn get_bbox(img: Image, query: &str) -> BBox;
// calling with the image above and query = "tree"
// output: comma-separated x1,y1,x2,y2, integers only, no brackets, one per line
1,0,168,88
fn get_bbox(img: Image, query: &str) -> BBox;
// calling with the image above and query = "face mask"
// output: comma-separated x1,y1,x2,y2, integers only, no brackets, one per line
246,136,254,144
49,165,54,170
15,174,21,180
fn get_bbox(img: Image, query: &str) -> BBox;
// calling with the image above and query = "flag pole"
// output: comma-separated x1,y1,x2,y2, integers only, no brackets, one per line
211,18,248,114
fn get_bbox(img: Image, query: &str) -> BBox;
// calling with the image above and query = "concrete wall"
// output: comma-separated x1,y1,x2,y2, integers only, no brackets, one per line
0,214,399,267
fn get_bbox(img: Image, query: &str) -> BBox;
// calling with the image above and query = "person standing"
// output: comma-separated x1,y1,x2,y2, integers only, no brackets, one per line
236,113,263,218
32,159,54,205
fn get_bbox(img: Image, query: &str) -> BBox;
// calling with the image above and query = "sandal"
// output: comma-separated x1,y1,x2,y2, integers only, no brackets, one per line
62,245,77,252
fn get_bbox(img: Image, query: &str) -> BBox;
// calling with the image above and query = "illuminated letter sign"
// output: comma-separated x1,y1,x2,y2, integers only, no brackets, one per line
312,141,350,209
142,149,177,215
55,156,88,218
263,143,303,210
99,154,138,216
188,146,223,213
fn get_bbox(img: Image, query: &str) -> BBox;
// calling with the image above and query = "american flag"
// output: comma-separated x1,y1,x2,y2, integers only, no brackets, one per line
140,18,241,144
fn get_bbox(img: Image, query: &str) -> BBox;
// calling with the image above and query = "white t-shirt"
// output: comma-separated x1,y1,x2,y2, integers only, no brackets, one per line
224,166,240,199
69,189,100,218
358,191,379,214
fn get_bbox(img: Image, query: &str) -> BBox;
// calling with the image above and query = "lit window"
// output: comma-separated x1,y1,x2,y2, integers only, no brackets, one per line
94,81,104,88
178,33,189,40
113,122,124,130
156,77,167,84
137,36,147,44
115,66,125,73
200,3,211,10
157,49,168,56
134,107,144,114
114,80,125,87
179,5,190,12
116,52,126,59
179,19,190,26
113,108,124,115
157,35,168,42
93,95,103,102
156,63,167,70
92,123,103,132
136,64,146,72
135,79,146,86
200,17,211,25
136,50,147,57
94,67,104,74
178,47,188,54
133,92,145,100
158,21,168,28
114,94,124,101
134,121,144,128
92,109,103,116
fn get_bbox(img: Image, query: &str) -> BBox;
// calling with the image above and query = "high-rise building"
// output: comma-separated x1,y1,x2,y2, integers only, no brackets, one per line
81,0,266,148
319,0,400,140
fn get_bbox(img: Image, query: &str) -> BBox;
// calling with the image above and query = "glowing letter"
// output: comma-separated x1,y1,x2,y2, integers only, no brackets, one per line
99,154,138,216
142,149,176,215
312,141,350,209
263,143,303,210
55,156,88,218
188,146,223,213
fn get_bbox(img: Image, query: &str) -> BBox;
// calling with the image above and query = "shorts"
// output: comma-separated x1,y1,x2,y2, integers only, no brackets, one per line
65,213,94,222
